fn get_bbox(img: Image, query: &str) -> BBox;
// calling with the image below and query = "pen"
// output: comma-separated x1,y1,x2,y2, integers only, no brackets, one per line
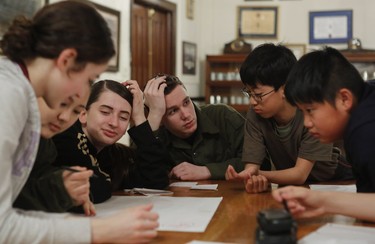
61,166,98,178
282,198,290,213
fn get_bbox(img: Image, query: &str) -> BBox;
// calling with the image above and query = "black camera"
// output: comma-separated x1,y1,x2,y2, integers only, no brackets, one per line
255,208,297,244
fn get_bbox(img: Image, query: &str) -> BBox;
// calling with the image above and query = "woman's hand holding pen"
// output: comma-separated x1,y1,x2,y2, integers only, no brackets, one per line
62,166,95,215
272,186,326,218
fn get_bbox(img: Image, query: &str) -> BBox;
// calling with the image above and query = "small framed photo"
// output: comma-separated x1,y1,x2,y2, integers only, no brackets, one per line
309,10,353,44
182,41,196,75
238,6,278,39
284,43,306,60
186,0,194,20
91,1,121,72
0,0,48,39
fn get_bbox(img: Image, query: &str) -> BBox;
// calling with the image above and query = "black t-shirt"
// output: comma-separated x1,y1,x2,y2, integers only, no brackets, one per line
344,82,375,192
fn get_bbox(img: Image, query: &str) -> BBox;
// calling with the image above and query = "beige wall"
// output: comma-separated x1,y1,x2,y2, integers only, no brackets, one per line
47,0,375,144
196,0,375,96
50,0,375,97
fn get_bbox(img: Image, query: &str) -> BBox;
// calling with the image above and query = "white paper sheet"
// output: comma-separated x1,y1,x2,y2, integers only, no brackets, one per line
298,223,375,244
94,196,223,232
271,183,279,190
169,182,198,187
309,184,356,192
191,184,218,191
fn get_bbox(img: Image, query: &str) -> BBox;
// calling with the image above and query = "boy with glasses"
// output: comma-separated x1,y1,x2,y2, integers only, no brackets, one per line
226,43,352,193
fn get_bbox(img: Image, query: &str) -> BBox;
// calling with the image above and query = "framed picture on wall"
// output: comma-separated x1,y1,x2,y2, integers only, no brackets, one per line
0,0,48,39
309,10,353,44
182,41,196,75
284,43,306,60
186,0,194,20
238,6,278,39
91,1,121,72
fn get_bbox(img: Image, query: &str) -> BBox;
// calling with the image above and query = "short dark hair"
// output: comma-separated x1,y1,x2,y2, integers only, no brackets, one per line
154,74,186,95
86,80,133,110
285,47,365,106
240,43,297,90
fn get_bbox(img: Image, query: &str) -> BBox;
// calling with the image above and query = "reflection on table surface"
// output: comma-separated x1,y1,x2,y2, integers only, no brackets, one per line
114,180,374,244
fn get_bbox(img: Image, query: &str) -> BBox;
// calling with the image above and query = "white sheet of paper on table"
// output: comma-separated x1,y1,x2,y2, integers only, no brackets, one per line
271,183,279,190
94,196,223,232
169,182,198,187
309,184,356,193
298,223,375,244
190,184,218,191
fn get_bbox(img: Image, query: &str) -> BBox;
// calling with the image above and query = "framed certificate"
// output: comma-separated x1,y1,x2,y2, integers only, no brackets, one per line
238,6,278,39
309,10,353,44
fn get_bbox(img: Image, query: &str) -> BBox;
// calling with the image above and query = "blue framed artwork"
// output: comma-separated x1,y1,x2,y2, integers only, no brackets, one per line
309,10,353,44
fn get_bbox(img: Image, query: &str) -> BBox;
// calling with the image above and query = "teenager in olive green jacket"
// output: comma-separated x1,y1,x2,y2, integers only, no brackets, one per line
144,74,246,180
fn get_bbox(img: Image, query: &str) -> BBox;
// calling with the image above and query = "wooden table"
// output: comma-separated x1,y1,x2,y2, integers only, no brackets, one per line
117,180,375,244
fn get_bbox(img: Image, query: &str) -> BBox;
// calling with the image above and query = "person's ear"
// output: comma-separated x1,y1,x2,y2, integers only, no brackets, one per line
336,88,354,112
56,48,78,72
79,109,88,127
279,85,286,99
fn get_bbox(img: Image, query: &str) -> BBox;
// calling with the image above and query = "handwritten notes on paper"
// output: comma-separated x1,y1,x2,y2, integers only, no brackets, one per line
299,223,375,244
94,196,223,232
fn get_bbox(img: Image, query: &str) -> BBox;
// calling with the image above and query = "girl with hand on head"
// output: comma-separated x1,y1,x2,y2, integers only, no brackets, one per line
0,1,159,243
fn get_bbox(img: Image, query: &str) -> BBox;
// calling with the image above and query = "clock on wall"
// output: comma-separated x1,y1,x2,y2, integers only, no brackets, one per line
224,38,252,54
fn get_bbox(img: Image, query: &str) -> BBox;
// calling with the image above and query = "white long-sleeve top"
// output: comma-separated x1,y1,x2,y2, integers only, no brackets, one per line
0,57,91,243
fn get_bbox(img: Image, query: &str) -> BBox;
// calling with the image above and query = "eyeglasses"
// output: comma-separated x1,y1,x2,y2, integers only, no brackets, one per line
241,88,275,103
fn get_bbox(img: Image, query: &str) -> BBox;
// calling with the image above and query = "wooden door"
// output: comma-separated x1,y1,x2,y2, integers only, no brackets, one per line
131,0,176,89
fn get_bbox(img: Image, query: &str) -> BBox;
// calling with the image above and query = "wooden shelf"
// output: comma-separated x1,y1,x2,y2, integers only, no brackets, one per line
341,50,375,62
205,54,249,114
340,50,375,80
